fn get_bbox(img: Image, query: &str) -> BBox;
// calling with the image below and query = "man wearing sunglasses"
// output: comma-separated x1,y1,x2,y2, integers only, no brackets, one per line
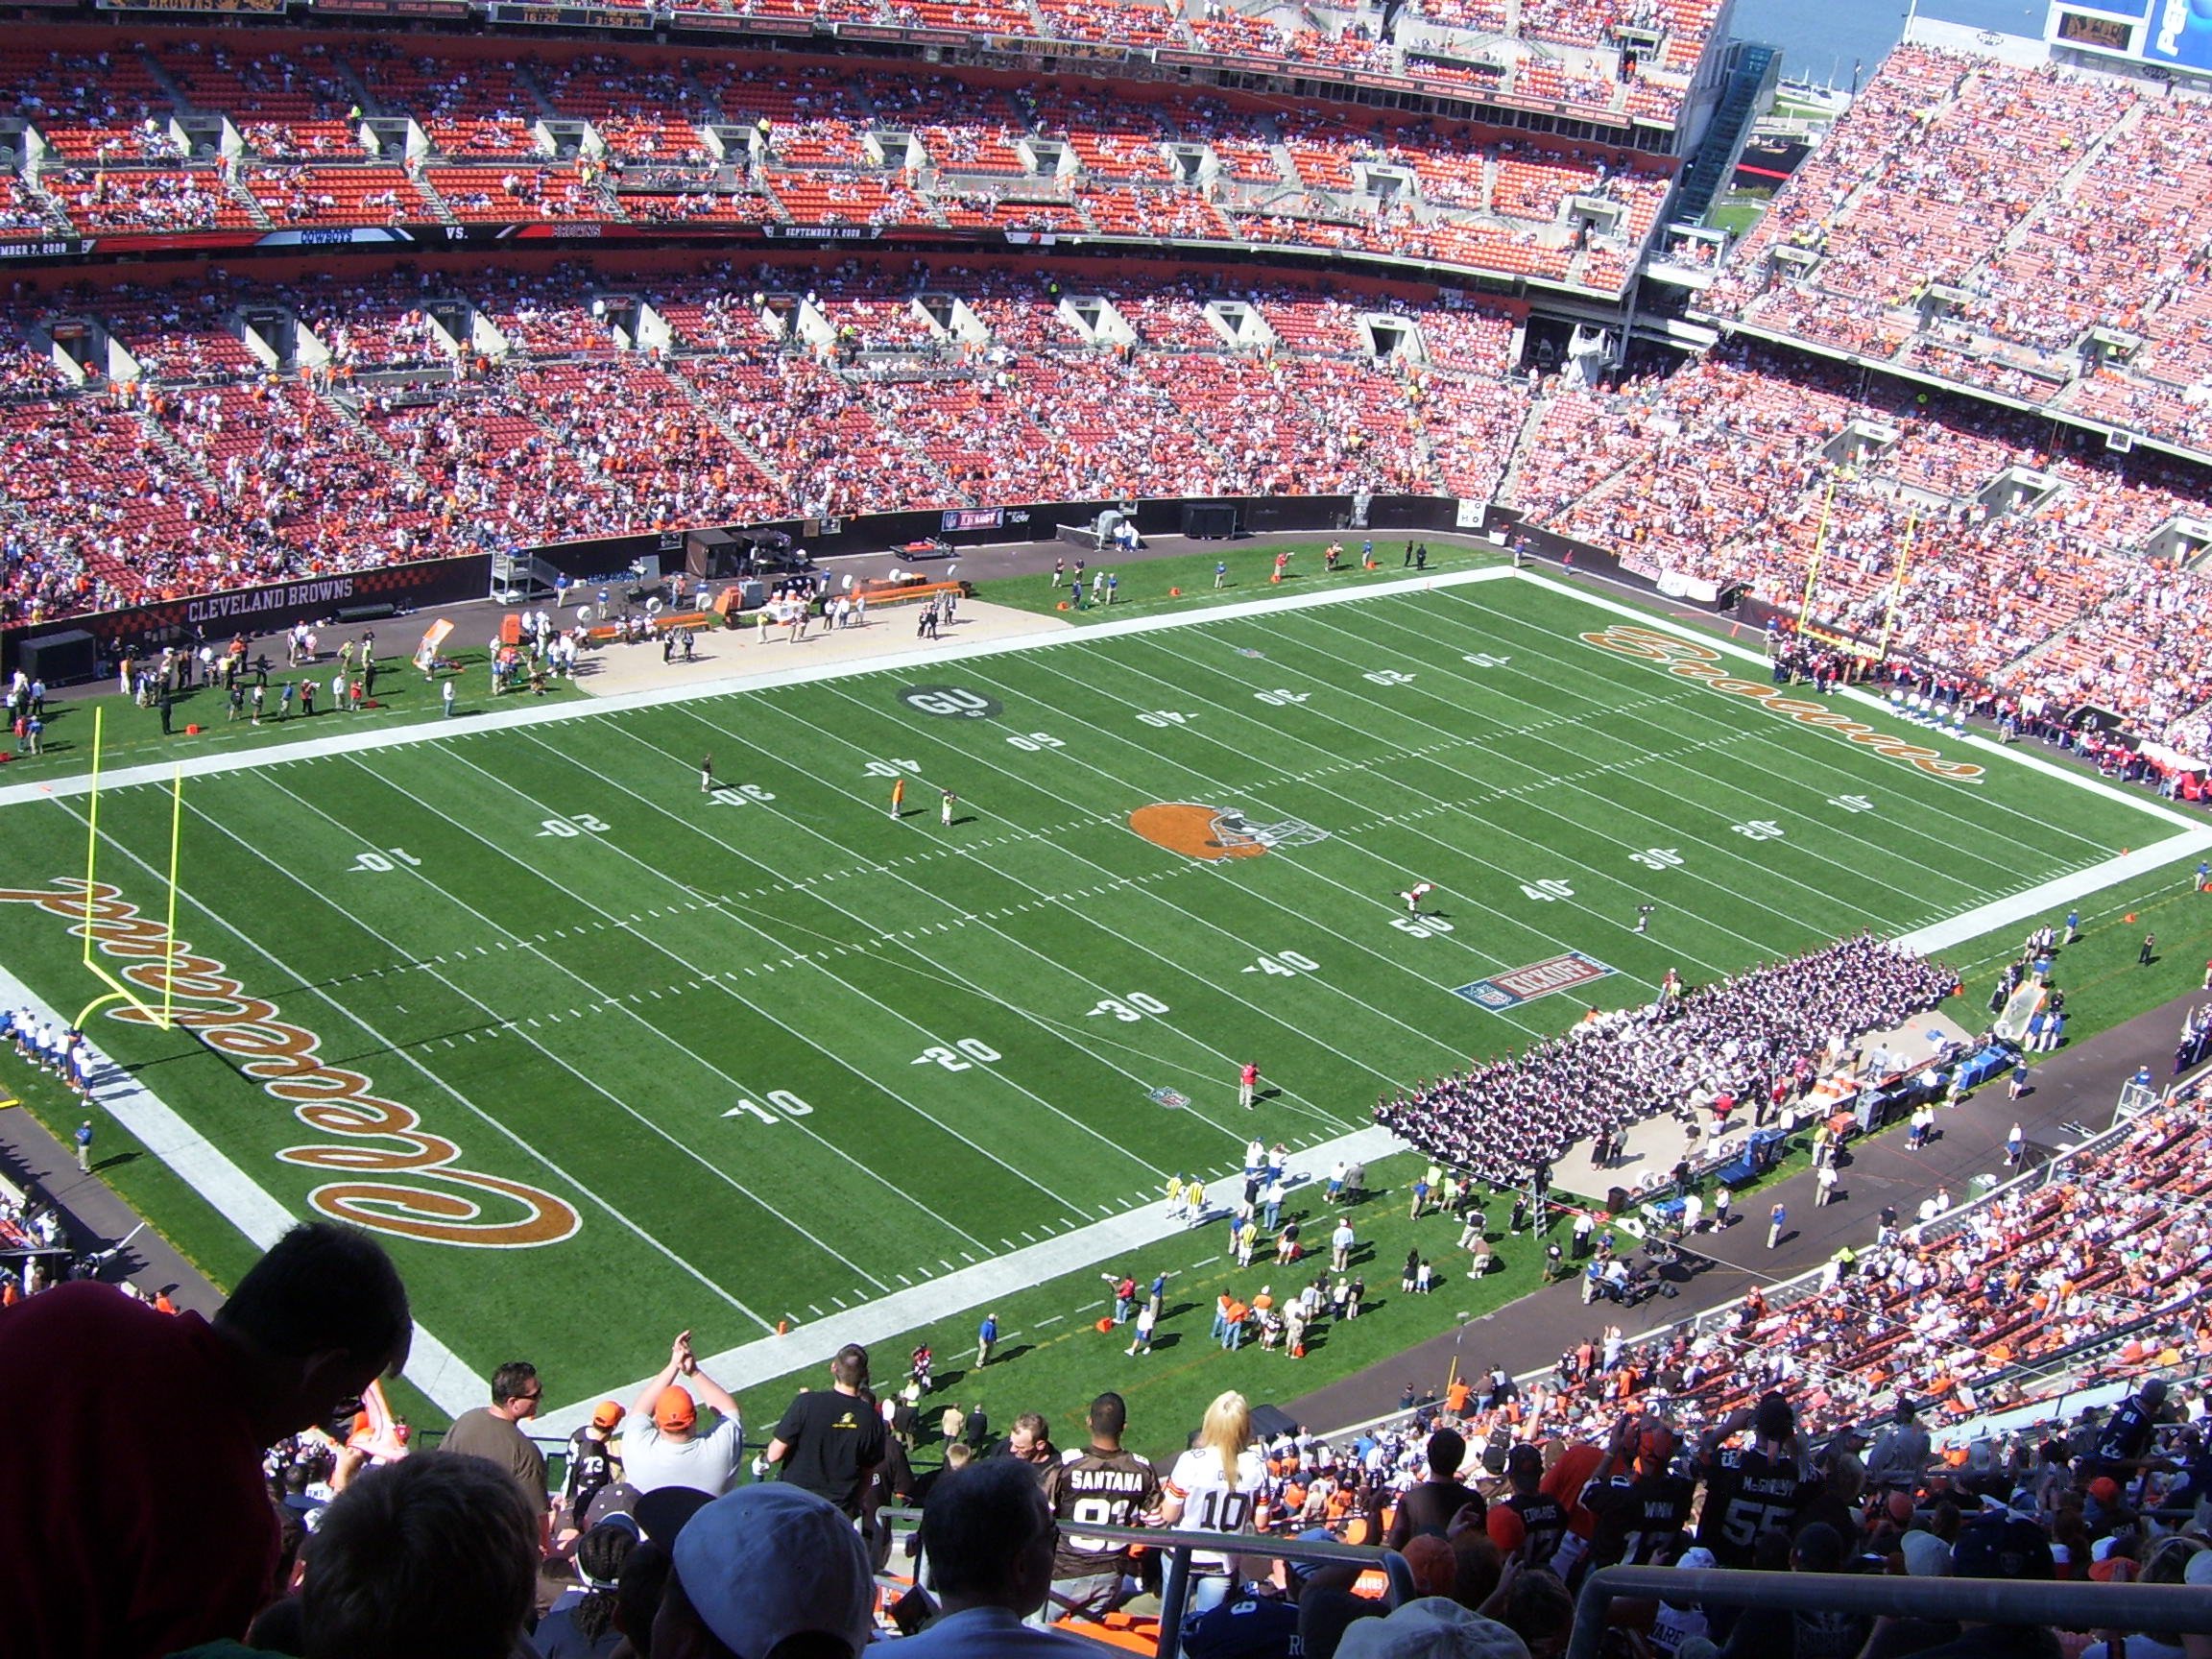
443,1359,551,1534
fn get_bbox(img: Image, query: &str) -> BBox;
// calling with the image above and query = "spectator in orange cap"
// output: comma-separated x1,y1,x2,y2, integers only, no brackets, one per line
626,1330,744,1499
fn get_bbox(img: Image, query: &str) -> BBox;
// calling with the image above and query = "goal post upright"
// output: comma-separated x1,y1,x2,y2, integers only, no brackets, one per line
71,703,182,1034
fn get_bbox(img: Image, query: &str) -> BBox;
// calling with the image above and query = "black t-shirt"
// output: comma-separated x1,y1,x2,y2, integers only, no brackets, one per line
2092,1399,2158,1470
1695,1449,1820,1570
772,1389,887,1517
1584,1472,1696,1570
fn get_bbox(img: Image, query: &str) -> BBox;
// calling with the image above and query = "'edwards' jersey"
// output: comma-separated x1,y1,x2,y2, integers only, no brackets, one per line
1582,1472,1696,1571
1694,1448,1819,1570
1046,1447,1162,1580
1166,1446,1267,1573
1504,1491,1570,1572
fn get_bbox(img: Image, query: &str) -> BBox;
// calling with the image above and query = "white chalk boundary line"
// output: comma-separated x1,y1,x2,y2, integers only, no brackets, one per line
533,1122,1405,1437
0,564,2199,1424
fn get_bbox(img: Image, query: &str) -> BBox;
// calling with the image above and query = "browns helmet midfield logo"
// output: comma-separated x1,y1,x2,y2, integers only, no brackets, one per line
1127,803,1330,862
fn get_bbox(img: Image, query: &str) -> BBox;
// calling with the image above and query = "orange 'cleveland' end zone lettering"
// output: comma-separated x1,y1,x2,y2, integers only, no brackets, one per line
1578,626,1985,783
0,878,581,1249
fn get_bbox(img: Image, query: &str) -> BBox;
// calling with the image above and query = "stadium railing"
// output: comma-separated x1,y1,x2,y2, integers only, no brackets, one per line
1566,1567,2212,1659
874,1512,1418,1659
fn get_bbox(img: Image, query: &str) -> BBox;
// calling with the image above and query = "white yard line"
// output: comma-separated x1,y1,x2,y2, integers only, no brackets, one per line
535,1122,1403,1434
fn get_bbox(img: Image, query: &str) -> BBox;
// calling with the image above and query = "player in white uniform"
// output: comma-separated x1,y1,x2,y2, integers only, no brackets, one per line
1159,1390,1266,1611
1399,881,1435,914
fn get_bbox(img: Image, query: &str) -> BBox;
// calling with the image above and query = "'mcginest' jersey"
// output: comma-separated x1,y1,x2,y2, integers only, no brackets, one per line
1694,1448,1818,1569
1165,1446,1266,1573
1046,1447,1162,1580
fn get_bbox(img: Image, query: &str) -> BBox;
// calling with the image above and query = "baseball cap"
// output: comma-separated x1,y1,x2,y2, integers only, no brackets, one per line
1335,1598,1532,1659
673,1485,876,1659
1402,1534,1457,1598
1950,1516,2056,1582
2090,1476,2122,1506
1899,1531,1952,1577
636,1484,713,1546
655,1384,698,1433
592,1401,626,1431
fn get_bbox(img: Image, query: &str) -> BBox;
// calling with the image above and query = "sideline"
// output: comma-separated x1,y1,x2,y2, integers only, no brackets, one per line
0,567,1522,809
0,960,490,1418
532,1124,1403,1435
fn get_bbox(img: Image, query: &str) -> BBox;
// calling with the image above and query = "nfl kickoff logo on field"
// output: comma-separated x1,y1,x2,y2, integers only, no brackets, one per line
1147,1085,1192,1109
1453,951,1617,1011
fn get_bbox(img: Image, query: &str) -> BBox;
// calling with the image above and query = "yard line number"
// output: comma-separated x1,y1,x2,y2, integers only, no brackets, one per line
1088,992,1169,1022
1244,950,1320,976
723,1090,814,1123
913,1038,1003,1071
1519,878,1575,902
1392,915,1456,938
1006,732,1066,752
707,784,777,806
349,847,422,874
537,813,610,838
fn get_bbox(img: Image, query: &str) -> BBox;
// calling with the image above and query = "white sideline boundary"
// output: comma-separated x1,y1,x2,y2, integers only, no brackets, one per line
0,566,1524,810
0,961,489,1418
0,564,2200,1426
533,1124,1404,1437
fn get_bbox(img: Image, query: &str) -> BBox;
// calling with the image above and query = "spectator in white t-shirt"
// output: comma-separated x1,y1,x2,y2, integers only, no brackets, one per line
622,1330,744,1498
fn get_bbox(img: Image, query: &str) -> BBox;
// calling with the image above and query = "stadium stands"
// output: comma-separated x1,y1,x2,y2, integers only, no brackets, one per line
0,38,1671,297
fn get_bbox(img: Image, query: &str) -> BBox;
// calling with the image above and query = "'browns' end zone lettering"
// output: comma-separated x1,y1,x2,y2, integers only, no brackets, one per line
1453,950,1616,1011
1578,623,1985,783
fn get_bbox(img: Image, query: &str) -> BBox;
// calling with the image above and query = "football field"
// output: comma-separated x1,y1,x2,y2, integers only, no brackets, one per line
0,567,2201,1431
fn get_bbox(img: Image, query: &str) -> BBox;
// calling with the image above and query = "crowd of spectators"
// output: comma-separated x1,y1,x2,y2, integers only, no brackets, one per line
1709,41,2212,460
0,38,1671,296
0,263,1531,620
1379,935,1960,1187
1500,337,2212,757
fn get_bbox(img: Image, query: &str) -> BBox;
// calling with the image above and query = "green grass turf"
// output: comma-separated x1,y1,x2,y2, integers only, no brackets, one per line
0,646,585,782
972,539,1505,624
0,572,2197,1437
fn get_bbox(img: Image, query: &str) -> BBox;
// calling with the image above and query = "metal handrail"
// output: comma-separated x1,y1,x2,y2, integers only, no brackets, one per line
874,1511,1416,1659
1566,1565,2212,1659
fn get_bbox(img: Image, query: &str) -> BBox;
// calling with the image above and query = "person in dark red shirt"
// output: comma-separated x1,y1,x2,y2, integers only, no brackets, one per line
0,1222,413,1659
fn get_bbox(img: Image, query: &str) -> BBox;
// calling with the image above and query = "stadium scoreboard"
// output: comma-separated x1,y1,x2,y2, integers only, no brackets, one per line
2049,0,2212,74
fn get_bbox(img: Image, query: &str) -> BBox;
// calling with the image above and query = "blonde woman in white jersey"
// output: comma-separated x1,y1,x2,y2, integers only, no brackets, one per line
1159,1390,1266,1612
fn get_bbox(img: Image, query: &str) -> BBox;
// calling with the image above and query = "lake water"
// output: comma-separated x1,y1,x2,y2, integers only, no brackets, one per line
1729,0,2052,89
